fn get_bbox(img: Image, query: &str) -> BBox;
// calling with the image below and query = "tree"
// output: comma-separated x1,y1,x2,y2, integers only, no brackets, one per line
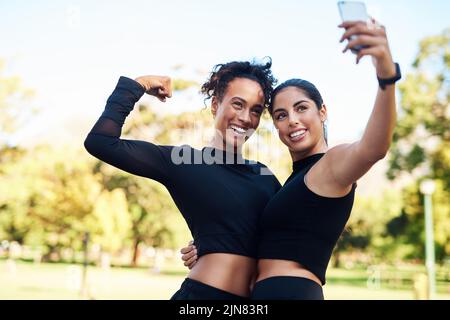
0,59,35,245
332,190,402,267
0,58,36,141
87,188,132,254
387,28,449,182
0,59,38,251
0,145,105,260
96,164,185,266
386,28,450,262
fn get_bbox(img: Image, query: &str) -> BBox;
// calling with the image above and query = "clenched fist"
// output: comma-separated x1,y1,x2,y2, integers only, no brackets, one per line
134,75,172,102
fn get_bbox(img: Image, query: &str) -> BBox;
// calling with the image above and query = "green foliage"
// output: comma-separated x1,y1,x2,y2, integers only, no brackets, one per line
385,28,450,262
171,78,199,91
88,189,132,253
388,28,449,180
0,58,36,136
333,189,402,266
0,146,102,258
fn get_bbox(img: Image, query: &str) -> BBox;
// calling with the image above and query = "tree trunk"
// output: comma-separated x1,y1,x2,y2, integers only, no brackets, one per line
333,252,341,268
131,239,141,267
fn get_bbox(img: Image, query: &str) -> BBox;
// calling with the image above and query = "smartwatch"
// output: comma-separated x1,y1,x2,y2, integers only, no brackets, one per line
377,62,401,90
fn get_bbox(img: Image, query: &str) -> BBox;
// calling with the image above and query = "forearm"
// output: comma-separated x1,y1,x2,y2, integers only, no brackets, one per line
359,83,396,161
84,76,144,161
93,76,145,135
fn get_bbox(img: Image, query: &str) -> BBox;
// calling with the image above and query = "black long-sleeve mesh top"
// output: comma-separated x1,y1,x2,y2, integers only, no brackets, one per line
84,76,281,258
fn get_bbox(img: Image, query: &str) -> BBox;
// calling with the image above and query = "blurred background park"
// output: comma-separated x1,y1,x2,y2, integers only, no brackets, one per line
1,0,449,299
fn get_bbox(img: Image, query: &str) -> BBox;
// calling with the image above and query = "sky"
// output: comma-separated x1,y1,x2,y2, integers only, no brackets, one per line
1,0,449,148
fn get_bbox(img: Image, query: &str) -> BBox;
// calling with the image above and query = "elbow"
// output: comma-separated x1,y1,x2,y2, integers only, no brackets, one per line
83,133,96,156
367,148,389,163
359,143,390,164
83,132,115,160
372,150,388,162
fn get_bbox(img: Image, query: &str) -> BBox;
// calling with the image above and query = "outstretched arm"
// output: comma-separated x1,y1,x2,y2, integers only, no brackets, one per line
310,20,398,192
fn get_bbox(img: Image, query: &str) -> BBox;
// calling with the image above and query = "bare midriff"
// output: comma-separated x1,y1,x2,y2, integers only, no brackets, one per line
188,253,256,297
256,259,322,286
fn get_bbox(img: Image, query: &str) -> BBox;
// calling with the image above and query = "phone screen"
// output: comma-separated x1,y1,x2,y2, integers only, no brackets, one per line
338,1,368,22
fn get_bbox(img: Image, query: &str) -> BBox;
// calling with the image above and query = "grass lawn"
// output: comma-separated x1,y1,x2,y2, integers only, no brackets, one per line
1,260,449,300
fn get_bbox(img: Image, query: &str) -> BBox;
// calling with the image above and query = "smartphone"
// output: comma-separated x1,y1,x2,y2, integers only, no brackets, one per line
337,1,369,53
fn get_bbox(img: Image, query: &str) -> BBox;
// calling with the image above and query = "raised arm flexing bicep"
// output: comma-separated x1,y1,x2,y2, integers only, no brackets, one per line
84,75,174,184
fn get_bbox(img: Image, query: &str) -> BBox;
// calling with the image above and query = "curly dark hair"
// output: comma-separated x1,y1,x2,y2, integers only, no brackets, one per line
200,57,277,108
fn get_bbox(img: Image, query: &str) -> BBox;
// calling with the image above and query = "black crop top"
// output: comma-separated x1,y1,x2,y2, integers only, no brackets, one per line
257,153,356,284
84,76,281,258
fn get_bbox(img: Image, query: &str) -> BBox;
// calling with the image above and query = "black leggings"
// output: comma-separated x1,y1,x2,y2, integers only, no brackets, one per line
251,276,324,300
171,278,249,300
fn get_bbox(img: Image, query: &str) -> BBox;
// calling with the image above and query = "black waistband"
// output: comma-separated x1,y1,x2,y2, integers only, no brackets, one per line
252,276,324,300
181,278,249,300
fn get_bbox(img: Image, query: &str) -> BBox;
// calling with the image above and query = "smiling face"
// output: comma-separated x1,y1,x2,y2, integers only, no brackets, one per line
272,86,328,160
211,77,265,151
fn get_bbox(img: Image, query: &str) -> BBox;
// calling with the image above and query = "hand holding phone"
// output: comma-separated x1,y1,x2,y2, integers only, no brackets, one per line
337,3,396,77
337,1,369,53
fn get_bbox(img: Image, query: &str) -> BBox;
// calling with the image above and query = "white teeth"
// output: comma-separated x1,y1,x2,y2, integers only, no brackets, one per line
290,129,306,138
230,125,247,134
